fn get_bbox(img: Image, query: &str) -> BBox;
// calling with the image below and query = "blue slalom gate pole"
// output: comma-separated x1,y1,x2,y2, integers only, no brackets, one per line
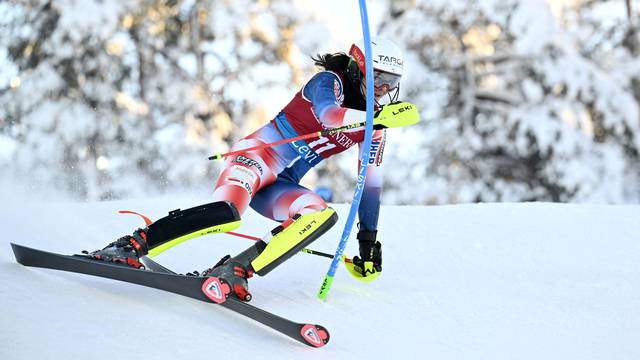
317,0,375,300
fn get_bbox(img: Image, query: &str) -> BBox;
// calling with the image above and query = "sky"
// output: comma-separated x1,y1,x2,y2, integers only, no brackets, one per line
293,0,385,48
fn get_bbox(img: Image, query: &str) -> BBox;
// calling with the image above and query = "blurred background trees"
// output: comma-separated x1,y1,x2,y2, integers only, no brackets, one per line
1,0,639,204
1,0,311,199
380,0,640,203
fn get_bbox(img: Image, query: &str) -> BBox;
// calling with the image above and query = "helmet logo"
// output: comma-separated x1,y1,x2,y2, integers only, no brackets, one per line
349,44,366,73
350,42,403,76
377,55,403,68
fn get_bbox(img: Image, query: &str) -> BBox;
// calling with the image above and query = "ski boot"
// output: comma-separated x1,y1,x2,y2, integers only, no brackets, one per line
198,242,264,303
349,229,382,280
200,207,339,303
84,229,149,269
84,201,241,270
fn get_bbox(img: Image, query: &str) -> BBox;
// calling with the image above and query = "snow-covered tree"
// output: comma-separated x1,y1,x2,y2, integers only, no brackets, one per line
0,0,305,200
378,0,640,204
2,0,638,204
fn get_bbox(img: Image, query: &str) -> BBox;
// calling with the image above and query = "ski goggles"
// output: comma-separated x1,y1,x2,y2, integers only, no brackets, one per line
373,70,401,91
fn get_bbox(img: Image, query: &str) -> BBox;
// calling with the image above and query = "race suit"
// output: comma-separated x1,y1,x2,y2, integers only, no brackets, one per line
212,71,385,232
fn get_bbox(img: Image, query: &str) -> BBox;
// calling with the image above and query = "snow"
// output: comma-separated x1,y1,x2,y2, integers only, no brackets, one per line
509,0,558,54
0,47,19,88
0,134,17,163
1,193,639,359
54,0,124,41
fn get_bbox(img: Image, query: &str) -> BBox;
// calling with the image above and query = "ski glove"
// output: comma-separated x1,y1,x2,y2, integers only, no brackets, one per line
373,101,421,129
352,229,382,277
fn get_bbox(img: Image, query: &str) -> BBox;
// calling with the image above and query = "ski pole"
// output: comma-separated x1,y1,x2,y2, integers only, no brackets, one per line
225,231,351,263
317,0,374,301
208,121,367,161
301,248,353,264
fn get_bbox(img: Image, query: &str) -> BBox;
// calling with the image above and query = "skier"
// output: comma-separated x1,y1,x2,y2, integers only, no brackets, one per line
86,37,418,302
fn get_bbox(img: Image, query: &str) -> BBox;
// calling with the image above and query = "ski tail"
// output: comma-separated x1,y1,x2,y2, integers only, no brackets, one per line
300,324,330,347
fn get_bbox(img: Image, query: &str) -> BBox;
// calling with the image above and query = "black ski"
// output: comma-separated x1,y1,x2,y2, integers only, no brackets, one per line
10,243,329,348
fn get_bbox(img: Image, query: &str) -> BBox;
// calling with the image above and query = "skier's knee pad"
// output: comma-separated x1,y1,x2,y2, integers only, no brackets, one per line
250,207,338,276
146,201,241,256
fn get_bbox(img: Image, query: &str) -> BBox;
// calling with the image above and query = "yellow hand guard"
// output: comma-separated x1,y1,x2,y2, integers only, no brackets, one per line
373,101,421,129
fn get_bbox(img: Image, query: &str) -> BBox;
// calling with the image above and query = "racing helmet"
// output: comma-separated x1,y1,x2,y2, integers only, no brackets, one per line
346,37,404,103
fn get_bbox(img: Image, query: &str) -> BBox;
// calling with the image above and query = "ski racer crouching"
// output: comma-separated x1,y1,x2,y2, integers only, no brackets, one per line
85,37,420,302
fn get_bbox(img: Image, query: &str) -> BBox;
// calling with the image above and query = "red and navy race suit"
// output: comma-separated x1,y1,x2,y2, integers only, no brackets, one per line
212,71,385,232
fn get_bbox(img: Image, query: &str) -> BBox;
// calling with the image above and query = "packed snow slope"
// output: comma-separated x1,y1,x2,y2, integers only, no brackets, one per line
1,196,639,360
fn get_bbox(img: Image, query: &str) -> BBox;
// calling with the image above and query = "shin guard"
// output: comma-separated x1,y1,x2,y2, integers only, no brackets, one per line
145,201,241,256
250,207,338,276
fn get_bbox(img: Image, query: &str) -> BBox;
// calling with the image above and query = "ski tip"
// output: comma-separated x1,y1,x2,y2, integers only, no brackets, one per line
10,242,28,265
300,324,330,348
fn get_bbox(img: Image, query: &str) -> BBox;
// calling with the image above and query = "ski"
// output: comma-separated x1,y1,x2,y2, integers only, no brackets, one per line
10,243,329,348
